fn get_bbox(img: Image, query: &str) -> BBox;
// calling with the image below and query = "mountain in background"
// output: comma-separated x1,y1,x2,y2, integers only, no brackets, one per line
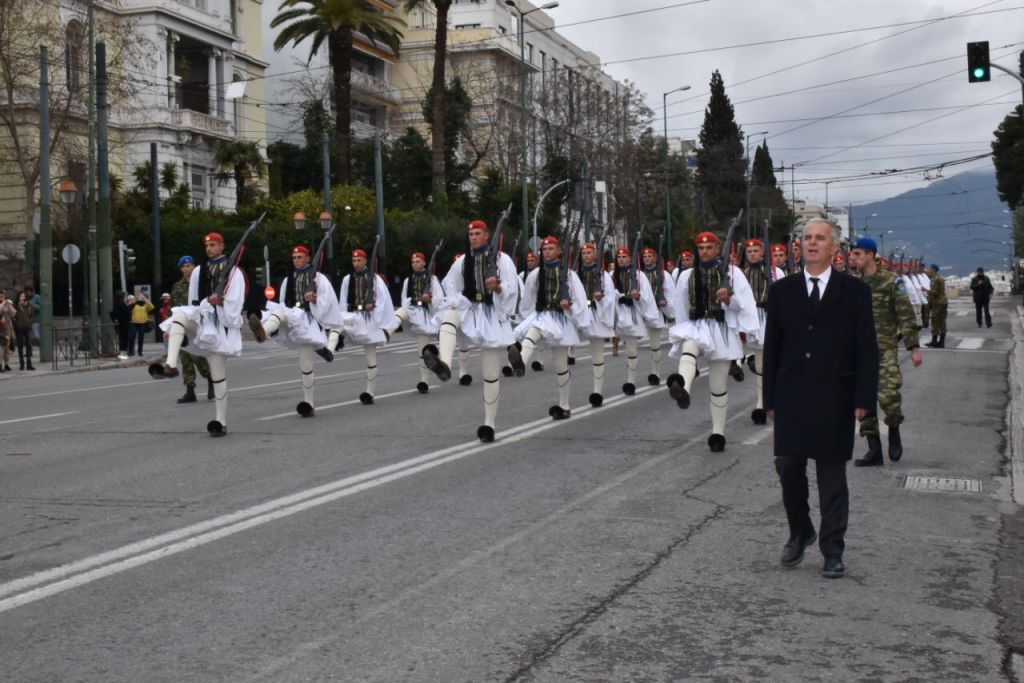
850,166,1011,277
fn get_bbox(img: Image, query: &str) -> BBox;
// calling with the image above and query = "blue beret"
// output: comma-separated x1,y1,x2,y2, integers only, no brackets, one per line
852,237,877,252
177,255,194,267
930,263,940,271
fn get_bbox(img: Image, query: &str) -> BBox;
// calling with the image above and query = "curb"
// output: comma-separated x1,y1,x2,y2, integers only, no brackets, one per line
1008,305,1024,506
0,357,154,379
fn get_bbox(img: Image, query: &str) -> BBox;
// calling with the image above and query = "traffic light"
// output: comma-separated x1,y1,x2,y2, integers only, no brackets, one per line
967,41,990,83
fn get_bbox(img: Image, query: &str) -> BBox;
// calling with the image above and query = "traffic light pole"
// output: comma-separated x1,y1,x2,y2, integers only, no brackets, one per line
989,61,1024,88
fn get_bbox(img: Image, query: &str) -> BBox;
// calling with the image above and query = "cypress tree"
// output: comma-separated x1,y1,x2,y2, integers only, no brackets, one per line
695,70,746,231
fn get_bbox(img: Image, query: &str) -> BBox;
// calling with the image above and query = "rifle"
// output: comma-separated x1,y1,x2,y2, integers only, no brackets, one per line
484,203,513,283
213,211,267,299
786,232,795,275
628,227,643,296
719,209,743,294
417,239,444,308
298,218,338,305
363,234,382,309
761,215,773,282
591,223,610,299
655,231,666,304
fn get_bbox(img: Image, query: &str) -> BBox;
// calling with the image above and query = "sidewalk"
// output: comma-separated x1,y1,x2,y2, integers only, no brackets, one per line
0,345,164,380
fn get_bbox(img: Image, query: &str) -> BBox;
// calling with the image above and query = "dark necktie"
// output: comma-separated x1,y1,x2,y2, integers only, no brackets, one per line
809,277,821,309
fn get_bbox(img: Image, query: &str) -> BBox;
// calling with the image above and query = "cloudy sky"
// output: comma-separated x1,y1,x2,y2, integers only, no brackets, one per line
542,0,1022,209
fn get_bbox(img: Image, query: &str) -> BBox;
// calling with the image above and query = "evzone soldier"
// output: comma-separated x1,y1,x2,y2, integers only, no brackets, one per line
610,246,659,396
665,231,759,452
149,232,246,437
640,247,676,386
832,252,847,273
391,250,445,394
897,261,924,327
672,250,695,282
515,250,545,372
336,248,395,405
576,241,617,407
170,255,213,404
911,261,931,329
444,253,476,385
248,245,343,417
789,239,803,274
741,238,785,425
771,243,788,274
513,235,591,419
421,219,520,443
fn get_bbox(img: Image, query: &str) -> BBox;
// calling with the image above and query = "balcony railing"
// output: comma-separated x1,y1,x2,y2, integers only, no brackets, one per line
351,69,401,104
172,109,233,138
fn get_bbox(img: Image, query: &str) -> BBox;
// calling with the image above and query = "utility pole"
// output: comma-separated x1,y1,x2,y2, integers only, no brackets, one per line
96,42,113,351
150,143,161,342
85,0,98,352
39,47,53,363
374,132,385,274
322,101,333,280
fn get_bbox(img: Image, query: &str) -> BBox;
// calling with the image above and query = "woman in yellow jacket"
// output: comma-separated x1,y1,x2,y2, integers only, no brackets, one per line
128,294,155,357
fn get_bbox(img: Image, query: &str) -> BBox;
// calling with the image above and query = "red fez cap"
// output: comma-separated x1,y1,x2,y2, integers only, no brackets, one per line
292,245,310,256
411,251,426,261
879,257,889,266
771,244,787,254
467,219,488,231
832,253,844,263
541,236,560,247
581,242,595,250
352,249,367,259
641,247,656,257
616,247,631,257
680,250,693,258
526,250,537,258
204,232,224,244
791,239,801,247
695,231,718,245
744,238,763,249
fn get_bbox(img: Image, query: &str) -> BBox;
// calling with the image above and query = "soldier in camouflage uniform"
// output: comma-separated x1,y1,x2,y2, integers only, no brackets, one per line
848,238,923,466
924,263,947,348
170,256,212,404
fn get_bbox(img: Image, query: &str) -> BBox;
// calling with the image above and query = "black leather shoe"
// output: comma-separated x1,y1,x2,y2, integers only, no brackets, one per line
296,401,315,417
855,434,884,467
708,434,726,452
622,382,636,396
416,381,429,394
588,392,603,407
459,374,473,386
315,347,334,362
751,408,767,425
548,405,570,420
728,360,744,381
422,343,451,381
531,360,544,372
647,373,660,386
781,530,817,568
508,343,526,377
477,425,495,443
821,555,845,579
359,392,374,405
666,374,689,409
888,426,903,462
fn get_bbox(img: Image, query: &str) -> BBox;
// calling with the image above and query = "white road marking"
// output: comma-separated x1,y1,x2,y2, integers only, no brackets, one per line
957,337,985,350
742,427,772,445
956,310,969,317
9,382,149,400
230,369,367,393
258,387,428,420
0,386,662,614
0,411,79,425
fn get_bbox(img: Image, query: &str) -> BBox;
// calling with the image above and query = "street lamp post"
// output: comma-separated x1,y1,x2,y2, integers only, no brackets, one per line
744,130,768,237
505,0,559,263
663,84,690,256
878,229,892,255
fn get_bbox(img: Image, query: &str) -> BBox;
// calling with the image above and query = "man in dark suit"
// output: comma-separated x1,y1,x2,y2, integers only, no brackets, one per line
762,219,879,579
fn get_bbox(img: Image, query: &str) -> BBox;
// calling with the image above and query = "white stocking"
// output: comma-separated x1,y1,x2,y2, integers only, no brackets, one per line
519,327,544,366
678,339,701,389
364,344,378,396
590,337,605,395
753,348,764,410
263,310,287,337
709,360,730,435
457,346,471,377
625,336,639,384
481,348,501,428
438,309,460,367
647,326,663,378
299,345,316,406
165,312,197,369
393,307,410,332
327,329,342,352
553,347,570,410
208,353,228,426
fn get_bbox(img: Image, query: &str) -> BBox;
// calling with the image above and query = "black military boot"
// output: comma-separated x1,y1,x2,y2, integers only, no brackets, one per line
936,333,945,348
888,426,903,462
924,335,937,348
177,386,197,404
854,434,884,467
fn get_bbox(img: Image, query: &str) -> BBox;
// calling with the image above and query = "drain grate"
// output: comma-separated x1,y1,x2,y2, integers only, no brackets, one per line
904,476,982,493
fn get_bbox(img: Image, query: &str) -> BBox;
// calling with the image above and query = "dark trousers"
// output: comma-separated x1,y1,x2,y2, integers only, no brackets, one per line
128,323,147,355
117,322,130,353
974,300,992,327
775,456,849,558
14,328,32,367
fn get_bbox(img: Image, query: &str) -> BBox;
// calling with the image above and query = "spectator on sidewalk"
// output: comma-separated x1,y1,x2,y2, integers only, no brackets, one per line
128,293,154,356
0,289,14,371
970,267,994,328
24,284,40,345
111,291,131,359
14,290,35,370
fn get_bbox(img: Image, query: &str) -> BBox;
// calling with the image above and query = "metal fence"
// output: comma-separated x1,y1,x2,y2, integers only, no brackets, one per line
50,322,119,370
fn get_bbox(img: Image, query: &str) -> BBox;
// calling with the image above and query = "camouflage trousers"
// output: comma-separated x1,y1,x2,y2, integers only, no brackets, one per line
920,304,930,327
181,350,211,388
930,303,948,336
860,347,902,436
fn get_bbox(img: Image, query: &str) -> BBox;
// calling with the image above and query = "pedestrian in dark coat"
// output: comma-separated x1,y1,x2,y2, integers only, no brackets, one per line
969,267,994,328
762,218,878,579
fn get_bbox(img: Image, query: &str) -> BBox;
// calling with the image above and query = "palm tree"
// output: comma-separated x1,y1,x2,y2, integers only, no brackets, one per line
403,0,451,201
271,0,405,186
213,139,267,207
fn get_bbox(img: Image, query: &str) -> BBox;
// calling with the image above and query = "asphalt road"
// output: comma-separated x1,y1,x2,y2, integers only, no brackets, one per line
1,296,1022,682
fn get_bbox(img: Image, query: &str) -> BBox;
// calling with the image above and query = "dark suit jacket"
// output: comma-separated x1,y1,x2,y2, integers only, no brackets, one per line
762,271,878,461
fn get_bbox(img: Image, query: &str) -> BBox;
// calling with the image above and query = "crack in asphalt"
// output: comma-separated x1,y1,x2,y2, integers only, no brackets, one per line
502,460,739,682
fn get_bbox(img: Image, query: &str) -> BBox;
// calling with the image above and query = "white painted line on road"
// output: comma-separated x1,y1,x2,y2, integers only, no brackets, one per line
742,427,772,445
0,411,79,425
957,337,985,350
257,387,422,420
9,382,147,400
956,310,969,317
231,369,367,393
0,385,666,614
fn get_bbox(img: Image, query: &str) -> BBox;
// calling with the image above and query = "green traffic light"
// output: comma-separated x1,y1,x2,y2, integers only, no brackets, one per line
973,67,987,79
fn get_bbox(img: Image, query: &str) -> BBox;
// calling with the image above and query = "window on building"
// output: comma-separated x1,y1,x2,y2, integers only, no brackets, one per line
232,73,243,134
65,20,85,93
527,43,534,64
455,23,481,29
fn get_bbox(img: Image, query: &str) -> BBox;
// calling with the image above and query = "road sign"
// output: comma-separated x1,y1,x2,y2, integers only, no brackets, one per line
61,243,81,264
